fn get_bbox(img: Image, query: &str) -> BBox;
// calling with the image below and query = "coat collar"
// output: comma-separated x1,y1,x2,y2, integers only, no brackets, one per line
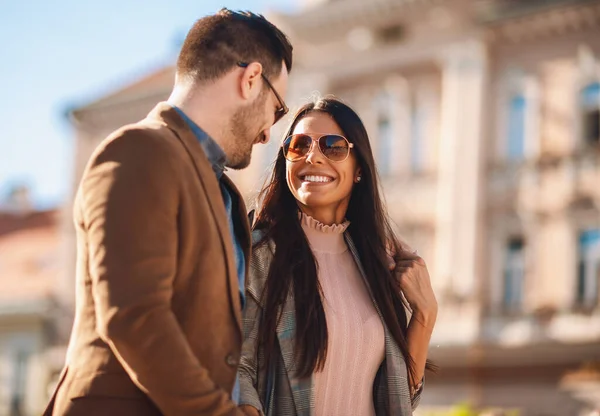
171,106,227,178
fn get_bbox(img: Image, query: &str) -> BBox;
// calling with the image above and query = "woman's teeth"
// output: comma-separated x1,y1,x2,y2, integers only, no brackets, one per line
303,175,333,183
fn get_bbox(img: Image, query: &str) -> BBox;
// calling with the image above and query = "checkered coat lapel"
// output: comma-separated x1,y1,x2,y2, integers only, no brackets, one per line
344,235,421,415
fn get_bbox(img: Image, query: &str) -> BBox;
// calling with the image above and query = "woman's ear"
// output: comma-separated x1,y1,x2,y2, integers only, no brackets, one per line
354,168,362,183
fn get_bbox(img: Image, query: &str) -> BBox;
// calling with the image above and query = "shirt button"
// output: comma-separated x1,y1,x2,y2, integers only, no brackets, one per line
225,354,238,367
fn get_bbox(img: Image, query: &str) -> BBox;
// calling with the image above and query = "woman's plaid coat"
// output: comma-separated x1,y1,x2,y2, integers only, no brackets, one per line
237,231,423,415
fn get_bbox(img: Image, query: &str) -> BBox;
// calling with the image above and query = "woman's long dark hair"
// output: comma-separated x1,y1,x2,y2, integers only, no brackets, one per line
254,97,431,383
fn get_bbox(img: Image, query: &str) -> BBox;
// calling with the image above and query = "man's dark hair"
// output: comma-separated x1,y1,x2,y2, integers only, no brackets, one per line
177,9,293,83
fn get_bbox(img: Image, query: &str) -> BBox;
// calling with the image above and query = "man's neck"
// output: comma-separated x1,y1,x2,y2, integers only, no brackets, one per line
168,82,231,152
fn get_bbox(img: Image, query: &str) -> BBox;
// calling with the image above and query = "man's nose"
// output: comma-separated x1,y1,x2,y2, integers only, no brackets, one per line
261,129,271,144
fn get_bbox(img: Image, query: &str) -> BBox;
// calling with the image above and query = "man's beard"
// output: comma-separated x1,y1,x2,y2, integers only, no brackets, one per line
227,94,266,170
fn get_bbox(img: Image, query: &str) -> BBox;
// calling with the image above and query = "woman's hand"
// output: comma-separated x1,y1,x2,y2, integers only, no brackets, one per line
390,251,438,328
239,405,261,416
388,248,437,389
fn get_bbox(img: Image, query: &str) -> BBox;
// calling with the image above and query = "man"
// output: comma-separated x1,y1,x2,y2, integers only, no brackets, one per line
44,9,292,416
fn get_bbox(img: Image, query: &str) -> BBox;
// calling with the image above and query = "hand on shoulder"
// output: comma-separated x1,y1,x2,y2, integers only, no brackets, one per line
390,251,438,329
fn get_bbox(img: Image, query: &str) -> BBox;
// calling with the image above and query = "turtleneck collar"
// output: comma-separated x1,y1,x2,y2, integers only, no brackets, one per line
300,212,350,254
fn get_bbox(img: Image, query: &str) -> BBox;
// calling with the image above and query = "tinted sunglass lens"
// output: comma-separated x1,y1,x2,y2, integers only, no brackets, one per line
284,134,312,161
320,135,350,161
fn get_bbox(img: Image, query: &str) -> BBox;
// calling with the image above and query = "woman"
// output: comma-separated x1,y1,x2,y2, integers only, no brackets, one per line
238,97,437,416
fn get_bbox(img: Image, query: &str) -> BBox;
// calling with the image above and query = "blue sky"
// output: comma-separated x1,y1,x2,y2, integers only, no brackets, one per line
0,0,294,208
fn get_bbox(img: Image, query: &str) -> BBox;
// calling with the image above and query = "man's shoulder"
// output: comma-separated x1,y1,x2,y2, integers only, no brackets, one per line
105,117,177,150
88,118,182,165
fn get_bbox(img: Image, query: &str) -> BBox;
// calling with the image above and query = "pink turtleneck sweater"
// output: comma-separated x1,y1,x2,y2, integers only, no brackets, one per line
300,213,385,416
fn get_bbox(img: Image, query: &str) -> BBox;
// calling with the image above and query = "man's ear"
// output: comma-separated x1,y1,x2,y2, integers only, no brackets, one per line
239,62,263,100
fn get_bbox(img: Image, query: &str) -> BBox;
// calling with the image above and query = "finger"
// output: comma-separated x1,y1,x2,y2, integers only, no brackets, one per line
396,260,421,269
393,267,410,282
394,270,410,290
387,251,396,271
395,251,420,262
398,255,426,267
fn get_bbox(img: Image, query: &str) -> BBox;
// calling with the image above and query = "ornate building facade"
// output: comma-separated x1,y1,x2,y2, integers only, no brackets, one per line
63,0,600,414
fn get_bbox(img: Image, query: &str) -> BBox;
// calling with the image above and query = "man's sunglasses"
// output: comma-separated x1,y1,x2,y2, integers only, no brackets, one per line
237,62,288,124
282,134,354,163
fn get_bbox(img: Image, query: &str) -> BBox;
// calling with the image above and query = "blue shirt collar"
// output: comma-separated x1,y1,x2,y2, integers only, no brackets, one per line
173,106,227,178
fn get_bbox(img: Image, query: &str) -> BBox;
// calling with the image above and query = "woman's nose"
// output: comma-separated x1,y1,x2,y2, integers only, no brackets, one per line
305,140,324,164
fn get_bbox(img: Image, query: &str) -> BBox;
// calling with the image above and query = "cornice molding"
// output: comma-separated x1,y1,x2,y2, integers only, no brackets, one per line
274,0,444,36
484,1,600,43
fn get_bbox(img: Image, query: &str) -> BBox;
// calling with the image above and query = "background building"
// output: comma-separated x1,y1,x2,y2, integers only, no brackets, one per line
0,187,69,416
264,0,600,414
16,0,599,414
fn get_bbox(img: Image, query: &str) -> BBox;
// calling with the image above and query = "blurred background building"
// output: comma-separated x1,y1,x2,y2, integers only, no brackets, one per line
2,0,599,414
0,187,70,416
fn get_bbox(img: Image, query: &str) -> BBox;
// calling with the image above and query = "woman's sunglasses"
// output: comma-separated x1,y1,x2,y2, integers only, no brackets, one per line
282,133,354,162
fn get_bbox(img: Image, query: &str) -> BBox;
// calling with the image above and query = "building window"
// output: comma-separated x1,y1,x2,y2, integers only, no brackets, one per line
377,116,393,175
10,350,28,416
374,90,395,176
581,82,600,146
410,102,425,173
503,238,525,311
376,24,404,45
507,95,526,160
576,228,600,308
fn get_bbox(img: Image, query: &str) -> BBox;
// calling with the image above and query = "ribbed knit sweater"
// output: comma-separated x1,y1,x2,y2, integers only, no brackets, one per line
300,213,385,416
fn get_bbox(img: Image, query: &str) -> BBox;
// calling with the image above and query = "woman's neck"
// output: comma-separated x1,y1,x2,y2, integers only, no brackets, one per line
299,212,349,253
297,201,349,226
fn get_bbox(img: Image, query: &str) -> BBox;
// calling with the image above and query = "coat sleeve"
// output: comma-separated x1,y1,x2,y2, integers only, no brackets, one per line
411,377,424,410
237,238,271,415
81,128,243,416
237,289,266,414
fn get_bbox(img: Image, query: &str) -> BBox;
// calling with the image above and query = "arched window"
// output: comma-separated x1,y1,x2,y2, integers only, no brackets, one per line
507,95,526,160
577,228,600,308
410,99,425,173
503,237,525,311
580,82,600,145
374,91,395,176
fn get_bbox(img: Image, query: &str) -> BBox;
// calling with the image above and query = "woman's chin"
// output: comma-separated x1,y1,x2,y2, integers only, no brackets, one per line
296,196,334,210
